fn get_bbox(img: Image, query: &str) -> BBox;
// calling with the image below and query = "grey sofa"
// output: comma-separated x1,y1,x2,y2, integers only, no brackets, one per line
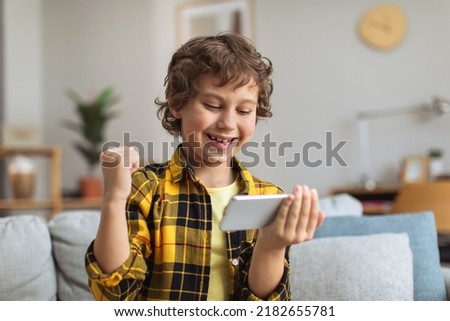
290,212,450,300
0,211,99,300
0,209,449,300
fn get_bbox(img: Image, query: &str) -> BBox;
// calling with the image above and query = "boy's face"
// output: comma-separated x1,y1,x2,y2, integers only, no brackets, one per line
170,74,258,169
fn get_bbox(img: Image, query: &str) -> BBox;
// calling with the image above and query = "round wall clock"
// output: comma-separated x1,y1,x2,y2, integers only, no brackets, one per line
358,4,407,50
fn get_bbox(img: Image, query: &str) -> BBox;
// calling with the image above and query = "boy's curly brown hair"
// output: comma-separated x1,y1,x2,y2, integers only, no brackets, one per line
155,33,273,136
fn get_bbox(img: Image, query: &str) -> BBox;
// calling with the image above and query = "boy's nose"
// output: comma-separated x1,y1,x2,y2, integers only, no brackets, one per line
217,111,236,130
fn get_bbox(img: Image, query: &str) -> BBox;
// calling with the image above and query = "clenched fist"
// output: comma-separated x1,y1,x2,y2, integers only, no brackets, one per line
100,146,140,201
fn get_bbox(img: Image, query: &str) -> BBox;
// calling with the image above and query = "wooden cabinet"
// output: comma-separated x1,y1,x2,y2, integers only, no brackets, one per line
332,182,450,233
391,182,450,234
331,185,399,214
0,146,62,215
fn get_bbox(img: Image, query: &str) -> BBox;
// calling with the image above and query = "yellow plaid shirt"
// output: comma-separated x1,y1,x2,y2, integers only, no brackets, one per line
85,147,291,300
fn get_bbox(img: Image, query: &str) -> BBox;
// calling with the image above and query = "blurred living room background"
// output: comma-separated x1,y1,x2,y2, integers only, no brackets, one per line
1,0,450,226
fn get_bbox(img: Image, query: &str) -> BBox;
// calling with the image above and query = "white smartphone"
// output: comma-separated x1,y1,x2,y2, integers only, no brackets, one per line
220,194,289,231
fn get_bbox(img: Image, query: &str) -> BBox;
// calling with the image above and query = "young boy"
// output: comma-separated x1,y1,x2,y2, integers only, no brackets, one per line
85,33,325,301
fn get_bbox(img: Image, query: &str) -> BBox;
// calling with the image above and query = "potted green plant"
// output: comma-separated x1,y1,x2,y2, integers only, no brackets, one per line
63,86,120,197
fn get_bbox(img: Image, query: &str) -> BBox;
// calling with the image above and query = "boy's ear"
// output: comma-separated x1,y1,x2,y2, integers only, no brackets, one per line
169,107,182,119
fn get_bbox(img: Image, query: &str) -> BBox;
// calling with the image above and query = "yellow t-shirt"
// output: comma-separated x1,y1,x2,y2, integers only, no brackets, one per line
206,180,239,300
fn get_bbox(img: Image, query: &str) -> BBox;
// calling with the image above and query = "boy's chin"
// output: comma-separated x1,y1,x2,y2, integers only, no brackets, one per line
203,155,232,166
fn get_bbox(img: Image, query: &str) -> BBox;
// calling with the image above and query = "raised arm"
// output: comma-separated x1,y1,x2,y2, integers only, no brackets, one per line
93,146,140,273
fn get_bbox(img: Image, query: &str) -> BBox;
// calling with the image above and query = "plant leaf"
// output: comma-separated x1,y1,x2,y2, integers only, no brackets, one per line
64,86,120,170
73,142,101,166
65,88,86,106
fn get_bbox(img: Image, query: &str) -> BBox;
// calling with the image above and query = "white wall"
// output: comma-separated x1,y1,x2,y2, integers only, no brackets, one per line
3,0,48,199
5,0,450,196
41,0,168,190
251,0,450,193
4,0,42,125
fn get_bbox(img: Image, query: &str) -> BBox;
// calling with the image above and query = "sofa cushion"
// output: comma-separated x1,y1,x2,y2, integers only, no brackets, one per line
313,212,447,301
442,266,450,296
319,193,363,216
0,214,57,300
290,233,414,300
48,210,100,300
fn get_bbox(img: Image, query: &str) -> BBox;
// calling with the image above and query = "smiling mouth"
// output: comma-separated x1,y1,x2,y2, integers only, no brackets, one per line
206,134,238,145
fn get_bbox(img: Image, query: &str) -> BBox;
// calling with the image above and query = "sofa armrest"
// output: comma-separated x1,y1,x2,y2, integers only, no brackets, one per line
442,266,450,300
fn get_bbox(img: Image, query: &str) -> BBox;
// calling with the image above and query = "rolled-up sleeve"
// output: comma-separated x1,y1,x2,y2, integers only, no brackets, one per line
236,242,291,301
85,170,155,301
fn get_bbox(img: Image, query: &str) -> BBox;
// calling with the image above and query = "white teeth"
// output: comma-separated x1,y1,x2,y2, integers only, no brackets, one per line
209,135,231,144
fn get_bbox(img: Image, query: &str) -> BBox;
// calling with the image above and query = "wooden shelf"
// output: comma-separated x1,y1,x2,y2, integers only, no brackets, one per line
331,185,399,197
0,198,102,212
0,199,55,210
0,147,59,157
0,146,62,215
0,147,104,215
62,197,101,210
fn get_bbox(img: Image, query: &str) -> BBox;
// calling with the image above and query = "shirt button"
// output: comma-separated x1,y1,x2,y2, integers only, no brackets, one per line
232,258,239,266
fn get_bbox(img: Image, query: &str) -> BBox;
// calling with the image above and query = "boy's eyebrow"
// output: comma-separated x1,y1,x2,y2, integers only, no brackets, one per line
200,92,257,106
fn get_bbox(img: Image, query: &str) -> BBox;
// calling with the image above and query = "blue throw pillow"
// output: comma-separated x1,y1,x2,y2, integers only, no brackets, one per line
313,212,446,301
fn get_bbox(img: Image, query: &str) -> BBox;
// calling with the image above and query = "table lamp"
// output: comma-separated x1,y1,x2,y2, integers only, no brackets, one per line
356,96,450,190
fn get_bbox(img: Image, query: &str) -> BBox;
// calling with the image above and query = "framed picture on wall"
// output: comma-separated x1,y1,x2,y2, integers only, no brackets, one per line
176,0,253,45
400,156,429,184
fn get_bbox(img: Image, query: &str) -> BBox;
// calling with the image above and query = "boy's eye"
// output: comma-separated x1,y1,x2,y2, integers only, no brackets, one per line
204,103,220,109
237,107,255,115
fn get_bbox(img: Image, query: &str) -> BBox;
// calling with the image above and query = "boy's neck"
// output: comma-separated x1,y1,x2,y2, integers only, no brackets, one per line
193,165,237,188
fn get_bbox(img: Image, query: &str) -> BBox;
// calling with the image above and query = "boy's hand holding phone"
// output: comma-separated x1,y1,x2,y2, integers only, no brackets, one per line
257,185,325,251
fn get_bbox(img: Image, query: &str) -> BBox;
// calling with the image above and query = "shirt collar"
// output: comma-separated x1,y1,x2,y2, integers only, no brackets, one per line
167,144,255,194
